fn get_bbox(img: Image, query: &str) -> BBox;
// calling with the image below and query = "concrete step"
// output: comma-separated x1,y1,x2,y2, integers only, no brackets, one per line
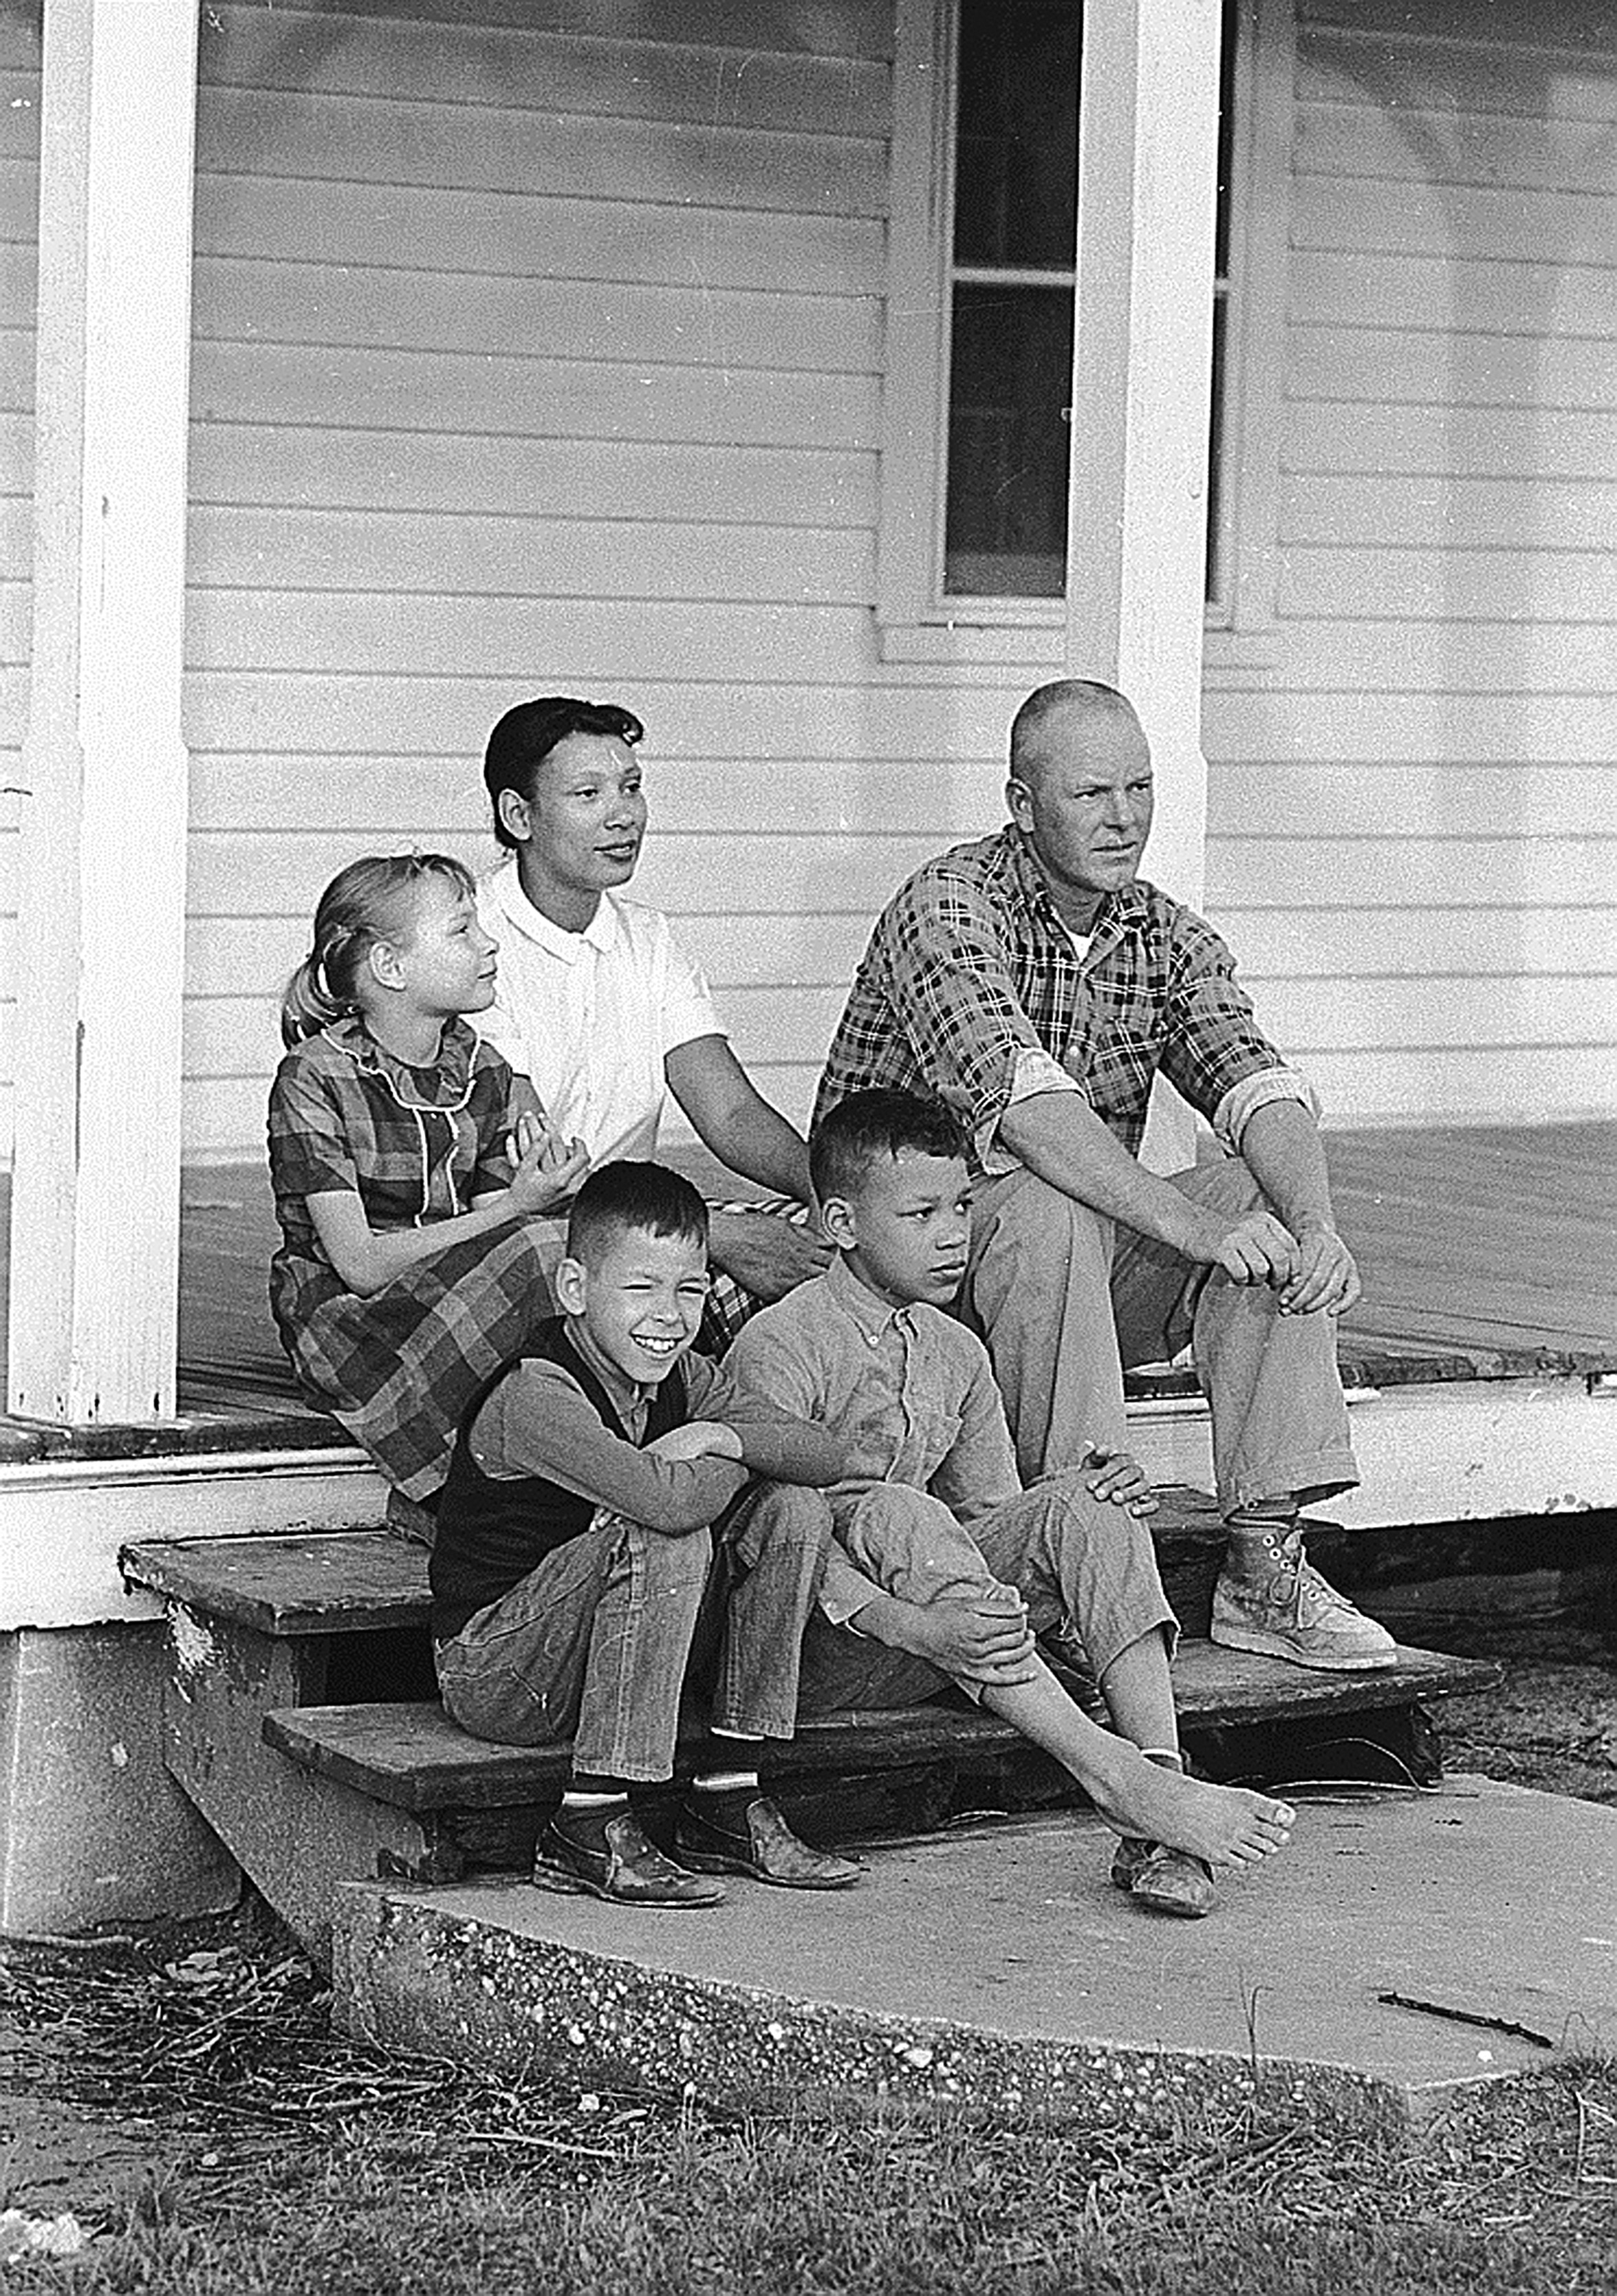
334,1777,1617,2136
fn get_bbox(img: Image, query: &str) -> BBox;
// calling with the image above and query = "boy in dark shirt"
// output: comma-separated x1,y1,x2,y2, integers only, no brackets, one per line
725,1092,1296,1918
431,1160,858,1905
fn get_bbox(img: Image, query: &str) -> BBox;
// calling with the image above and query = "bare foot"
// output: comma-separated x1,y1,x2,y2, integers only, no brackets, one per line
1087,1749,1293,1870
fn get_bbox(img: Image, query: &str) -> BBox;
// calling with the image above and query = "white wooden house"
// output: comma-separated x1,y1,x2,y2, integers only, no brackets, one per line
0,0,1613,1936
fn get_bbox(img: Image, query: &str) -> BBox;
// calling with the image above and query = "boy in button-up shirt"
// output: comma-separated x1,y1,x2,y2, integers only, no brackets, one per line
724,1090,1296,1918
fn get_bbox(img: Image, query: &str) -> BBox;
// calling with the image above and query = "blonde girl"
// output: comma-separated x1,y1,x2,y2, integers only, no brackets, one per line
268,853,587,1508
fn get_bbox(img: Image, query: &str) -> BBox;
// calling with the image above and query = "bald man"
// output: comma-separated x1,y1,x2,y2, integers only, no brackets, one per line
815,679,1394,1675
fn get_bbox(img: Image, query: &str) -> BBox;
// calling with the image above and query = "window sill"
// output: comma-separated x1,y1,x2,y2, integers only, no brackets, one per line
876,616,1065,667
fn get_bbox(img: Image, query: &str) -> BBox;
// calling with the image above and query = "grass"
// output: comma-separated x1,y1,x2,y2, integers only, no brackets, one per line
3,1909,1616,2295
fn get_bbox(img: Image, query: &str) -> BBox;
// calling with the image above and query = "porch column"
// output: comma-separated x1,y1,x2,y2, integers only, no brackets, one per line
1063,0,1223,911
8,0,199,1422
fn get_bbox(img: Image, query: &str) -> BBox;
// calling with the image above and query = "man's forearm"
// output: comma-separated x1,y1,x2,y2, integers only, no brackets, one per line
1238,1100,1336,1235
996,1092,1208,1250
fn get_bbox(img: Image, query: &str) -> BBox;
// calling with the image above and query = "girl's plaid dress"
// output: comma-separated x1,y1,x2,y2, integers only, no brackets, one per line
268,1016,552,1502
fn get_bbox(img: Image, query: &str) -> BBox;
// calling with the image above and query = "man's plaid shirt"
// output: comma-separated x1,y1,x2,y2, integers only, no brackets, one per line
815,826,1311,1171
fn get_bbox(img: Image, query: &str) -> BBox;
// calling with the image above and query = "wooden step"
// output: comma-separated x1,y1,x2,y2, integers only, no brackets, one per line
120,1484,1233,1643
265,1643,1495,1815
121,1528,430,1636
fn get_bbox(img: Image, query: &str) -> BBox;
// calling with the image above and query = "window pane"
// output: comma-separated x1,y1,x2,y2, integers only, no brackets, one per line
1206,292,1226,603
944,283,1072,597
953,0,1081,270
1215,1,1237,277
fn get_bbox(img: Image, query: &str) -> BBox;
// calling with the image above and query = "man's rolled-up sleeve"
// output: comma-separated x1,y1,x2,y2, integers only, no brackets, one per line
1157,916,1317,1151
1212,1065,1320,1154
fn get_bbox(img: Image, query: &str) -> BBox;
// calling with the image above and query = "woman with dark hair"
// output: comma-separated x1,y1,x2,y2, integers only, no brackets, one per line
473,696,829,1343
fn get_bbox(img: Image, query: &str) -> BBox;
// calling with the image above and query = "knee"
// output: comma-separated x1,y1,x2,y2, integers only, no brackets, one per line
849,1482,951,1530
970,1176,1108,1307
741,1482,833,1560
1200,1155,1265,1215
1039,1472,1155,1558
844,1482,958,1556
998,1173,1103,1253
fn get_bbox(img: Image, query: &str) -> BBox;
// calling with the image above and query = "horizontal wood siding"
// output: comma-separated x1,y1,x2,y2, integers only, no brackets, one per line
5,0,1612,1156
173,0,1049,1156
1203,0,1617,1126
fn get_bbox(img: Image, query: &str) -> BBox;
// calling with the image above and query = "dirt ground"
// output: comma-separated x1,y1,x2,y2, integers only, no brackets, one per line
1391,1604,1617,1810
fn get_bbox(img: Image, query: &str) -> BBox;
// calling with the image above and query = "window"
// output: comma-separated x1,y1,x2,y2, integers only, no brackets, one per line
944,1,1082,600
878,0,1288,659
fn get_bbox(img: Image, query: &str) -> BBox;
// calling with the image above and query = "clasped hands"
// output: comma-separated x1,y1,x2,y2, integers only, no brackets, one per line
503,1110,591,1216
1196,1207,1360,1317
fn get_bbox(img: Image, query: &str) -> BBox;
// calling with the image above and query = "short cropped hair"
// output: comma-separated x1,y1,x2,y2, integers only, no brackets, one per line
1008,678,1134,786
484,696,645,849
565,1160,709,1268
809,1089,969,1207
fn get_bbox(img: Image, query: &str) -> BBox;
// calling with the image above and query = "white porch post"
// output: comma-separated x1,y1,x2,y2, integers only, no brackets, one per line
1063,0,1223,911
8,0,199,1422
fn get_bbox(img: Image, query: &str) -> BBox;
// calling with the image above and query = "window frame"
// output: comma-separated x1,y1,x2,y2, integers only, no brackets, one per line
876,0,1292,669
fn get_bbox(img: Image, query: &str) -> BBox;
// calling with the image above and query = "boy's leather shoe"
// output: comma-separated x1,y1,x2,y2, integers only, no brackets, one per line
675,1795,862,1890
1110,1837,1216,1918
531,1811,726,1908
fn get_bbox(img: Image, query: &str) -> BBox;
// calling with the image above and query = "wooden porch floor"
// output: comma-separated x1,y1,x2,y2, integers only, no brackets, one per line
0,1121,1611,1464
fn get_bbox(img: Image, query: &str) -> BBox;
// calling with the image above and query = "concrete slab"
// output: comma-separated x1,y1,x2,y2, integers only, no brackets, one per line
334,1776,1617,2136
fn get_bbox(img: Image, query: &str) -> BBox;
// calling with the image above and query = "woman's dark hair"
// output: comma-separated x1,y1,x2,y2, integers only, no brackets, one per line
483,696,645,849
808,1089,970,1207
280,852,475,1046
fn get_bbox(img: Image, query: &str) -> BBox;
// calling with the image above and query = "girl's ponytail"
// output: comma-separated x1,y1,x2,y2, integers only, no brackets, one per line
280,938,356,1047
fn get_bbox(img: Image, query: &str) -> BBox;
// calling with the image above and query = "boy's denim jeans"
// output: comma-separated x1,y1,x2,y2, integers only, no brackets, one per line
435,1482,828,1783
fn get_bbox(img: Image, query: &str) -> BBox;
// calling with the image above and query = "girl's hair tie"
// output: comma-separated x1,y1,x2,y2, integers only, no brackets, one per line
313,926,355,1006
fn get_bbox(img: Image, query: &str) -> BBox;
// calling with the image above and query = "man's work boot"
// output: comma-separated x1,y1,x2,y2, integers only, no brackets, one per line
1212,1523,1397,1672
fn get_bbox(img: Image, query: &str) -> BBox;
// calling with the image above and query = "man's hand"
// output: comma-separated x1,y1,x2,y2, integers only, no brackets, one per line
707,1209,831,1302
646,1420,743,1463
890,1590,1041,1687
1185,1206,1300,1290
1082,1444,1158,1517
1279,1217,1361,1317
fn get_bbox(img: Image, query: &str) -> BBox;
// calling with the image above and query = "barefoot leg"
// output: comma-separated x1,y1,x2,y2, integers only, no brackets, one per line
1095,1623,1181,1759
981,1663,1294,1869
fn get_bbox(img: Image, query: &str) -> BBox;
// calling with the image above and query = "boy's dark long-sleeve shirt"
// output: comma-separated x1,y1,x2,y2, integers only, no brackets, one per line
466,1321,843,1532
